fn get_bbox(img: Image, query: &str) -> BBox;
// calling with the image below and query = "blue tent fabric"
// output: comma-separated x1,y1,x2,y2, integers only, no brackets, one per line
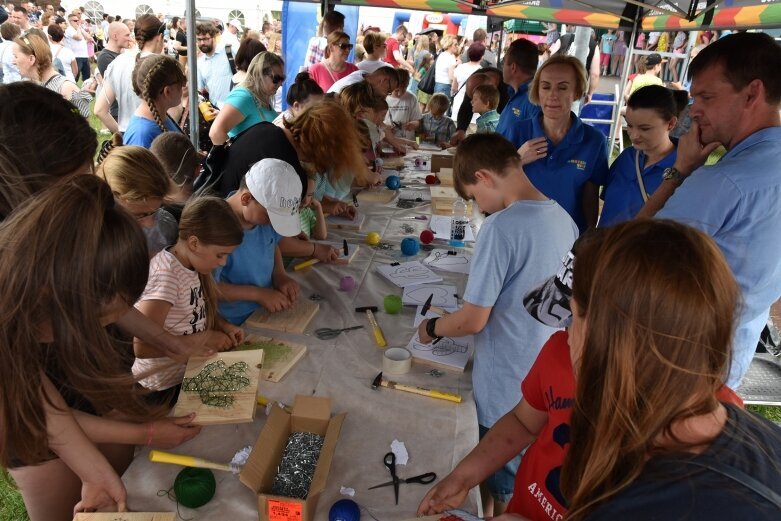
580,92,614,137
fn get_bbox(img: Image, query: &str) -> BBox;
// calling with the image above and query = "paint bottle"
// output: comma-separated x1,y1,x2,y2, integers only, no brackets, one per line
449,197,468,248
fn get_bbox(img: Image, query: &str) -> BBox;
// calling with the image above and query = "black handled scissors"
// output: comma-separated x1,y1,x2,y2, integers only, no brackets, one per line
367,452,437,505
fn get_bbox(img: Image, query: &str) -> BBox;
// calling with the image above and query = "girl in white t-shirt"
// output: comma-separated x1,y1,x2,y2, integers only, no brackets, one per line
133,197,245,394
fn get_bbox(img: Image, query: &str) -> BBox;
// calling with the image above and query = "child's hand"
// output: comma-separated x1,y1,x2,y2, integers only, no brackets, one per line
256,288,292,313
220,322,244,346
417,320,434,344
203,330,234,351
313,243,339,263
147,414,202,449
404,121,418,131
333,202,357,219
75,470,127,515
416,471,470,515
274,276,300,303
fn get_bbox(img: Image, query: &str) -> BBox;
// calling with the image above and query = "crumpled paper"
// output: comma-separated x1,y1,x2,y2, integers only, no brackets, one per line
391,439,409,465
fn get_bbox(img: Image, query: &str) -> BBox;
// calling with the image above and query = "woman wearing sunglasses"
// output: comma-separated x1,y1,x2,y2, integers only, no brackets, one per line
309,31,357,93
209,51,285,146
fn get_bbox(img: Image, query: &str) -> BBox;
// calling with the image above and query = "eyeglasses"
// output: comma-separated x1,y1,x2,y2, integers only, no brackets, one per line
157,22,166,35
337,43,353,51
266,73,286,84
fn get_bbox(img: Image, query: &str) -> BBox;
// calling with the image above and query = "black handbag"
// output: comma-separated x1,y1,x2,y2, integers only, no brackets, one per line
417,55,437,95
194,142,229,195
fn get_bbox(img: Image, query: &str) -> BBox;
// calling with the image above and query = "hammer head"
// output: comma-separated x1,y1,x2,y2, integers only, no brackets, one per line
420,294,434,316
355,306,379,313
371,372,384,389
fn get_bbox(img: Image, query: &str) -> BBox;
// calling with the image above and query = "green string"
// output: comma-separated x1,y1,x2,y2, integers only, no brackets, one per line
181,360,250,407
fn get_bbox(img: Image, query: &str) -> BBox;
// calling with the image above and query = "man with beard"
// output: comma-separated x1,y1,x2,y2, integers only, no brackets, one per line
196,21,232,108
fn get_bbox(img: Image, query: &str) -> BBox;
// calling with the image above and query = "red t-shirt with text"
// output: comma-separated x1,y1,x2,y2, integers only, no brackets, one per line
505,331,744,521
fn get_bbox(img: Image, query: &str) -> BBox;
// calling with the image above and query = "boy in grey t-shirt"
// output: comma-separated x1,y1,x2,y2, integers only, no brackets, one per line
417,133,577,512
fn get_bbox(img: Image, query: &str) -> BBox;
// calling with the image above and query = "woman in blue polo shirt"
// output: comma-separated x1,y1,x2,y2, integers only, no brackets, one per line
599,85,689,227
506,55,609,231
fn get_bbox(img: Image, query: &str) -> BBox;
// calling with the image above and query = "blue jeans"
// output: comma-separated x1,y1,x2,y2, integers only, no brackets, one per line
434,82,451,96
479,424,521,503
75,57,90,82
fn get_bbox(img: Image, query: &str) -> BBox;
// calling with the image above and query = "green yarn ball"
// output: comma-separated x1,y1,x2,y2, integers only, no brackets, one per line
174,467,216,508
384,294,402,314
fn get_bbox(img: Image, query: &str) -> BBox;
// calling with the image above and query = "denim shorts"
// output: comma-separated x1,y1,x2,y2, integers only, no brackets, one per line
479,424,522,503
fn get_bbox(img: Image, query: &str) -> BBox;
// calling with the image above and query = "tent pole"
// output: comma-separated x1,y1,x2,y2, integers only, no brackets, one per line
186,0,198,149
608,17,639,155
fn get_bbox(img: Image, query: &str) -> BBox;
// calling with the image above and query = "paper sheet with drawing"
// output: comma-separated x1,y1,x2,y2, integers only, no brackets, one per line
406,331,473,372
423,248,472,275
429,215,475,242
402,284,458,308
375,261,443,288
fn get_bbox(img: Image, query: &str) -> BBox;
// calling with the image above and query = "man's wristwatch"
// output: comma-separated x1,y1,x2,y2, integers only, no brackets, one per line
663,167,686,187
426,317,440,339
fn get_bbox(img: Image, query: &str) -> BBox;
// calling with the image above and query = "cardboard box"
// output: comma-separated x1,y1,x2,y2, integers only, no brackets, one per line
240,395,346,521
430,152,454,173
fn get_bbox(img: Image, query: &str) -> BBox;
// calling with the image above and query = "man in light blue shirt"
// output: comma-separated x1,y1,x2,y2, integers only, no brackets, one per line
640,33,781,388
495,38,540,139
195,22,232,108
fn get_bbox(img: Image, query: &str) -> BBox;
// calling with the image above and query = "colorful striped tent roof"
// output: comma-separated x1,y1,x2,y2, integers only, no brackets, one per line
333,0,781,30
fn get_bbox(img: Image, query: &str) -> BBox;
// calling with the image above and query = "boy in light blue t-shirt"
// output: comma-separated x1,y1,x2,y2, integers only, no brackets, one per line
215,158,302,325
417,133,577,512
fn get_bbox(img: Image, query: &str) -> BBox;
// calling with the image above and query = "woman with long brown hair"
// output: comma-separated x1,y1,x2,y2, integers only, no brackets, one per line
1,175,201,520
562,220,781,520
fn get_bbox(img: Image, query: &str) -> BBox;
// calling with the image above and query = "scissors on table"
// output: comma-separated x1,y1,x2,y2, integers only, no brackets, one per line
314,325,364,340
368,452,437,505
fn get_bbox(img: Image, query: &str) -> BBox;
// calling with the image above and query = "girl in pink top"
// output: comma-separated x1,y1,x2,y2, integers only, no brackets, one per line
309,31,358,93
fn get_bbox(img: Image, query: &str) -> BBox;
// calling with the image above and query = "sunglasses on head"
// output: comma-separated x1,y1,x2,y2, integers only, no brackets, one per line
337,43,353,51
157,22,166,35
266,72,286,84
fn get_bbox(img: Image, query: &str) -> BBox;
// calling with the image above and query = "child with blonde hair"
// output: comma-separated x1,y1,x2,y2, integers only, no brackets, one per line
419,93,456,147
97,144,178,256
134,197,245,398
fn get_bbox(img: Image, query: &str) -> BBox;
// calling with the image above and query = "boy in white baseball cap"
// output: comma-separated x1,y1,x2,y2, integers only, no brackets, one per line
215,158,303,325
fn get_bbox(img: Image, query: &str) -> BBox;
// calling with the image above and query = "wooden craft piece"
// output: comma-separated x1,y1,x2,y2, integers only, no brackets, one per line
382,156,405,169
237,335,307,383
430,186,474,216
173,350,264,425
437,168,453,186
356,189,398,204
74,515,176,521
406,332,473,373
244,298,320,334
325,242,360,265
326,211,365,231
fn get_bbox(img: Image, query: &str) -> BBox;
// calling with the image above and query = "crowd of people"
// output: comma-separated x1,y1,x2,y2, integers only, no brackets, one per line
0,3,780,521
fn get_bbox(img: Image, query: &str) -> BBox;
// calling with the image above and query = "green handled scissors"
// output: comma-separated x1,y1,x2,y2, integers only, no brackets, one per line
314,325,364,340
368,452,437,505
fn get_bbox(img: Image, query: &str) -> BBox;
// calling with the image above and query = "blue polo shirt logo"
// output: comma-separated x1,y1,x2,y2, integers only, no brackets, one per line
567,159,587,171
512,107,521,117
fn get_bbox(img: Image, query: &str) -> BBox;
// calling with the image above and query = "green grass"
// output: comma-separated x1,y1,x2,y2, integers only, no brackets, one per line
0,468,28,521
747,404,781,424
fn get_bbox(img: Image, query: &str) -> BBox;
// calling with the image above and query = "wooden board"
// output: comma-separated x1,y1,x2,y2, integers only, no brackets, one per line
172,350,264,425
381,156,406,169
327,242,360,265
244,298,319,334
74,514,176,521
431,186,473,216
356,188,398,204
237,335,307,383
437,168,453,186
326,211,365,231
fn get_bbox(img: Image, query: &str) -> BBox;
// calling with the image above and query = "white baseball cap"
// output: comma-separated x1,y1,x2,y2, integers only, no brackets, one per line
229,19,242,31
245,159,302,237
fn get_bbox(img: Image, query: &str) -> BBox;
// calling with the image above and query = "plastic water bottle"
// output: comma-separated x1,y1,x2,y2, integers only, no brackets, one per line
449,197,469,248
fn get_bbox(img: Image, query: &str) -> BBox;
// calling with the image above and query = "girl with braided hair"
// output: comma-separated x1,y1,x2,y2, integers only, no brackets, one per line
123,53,185,148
